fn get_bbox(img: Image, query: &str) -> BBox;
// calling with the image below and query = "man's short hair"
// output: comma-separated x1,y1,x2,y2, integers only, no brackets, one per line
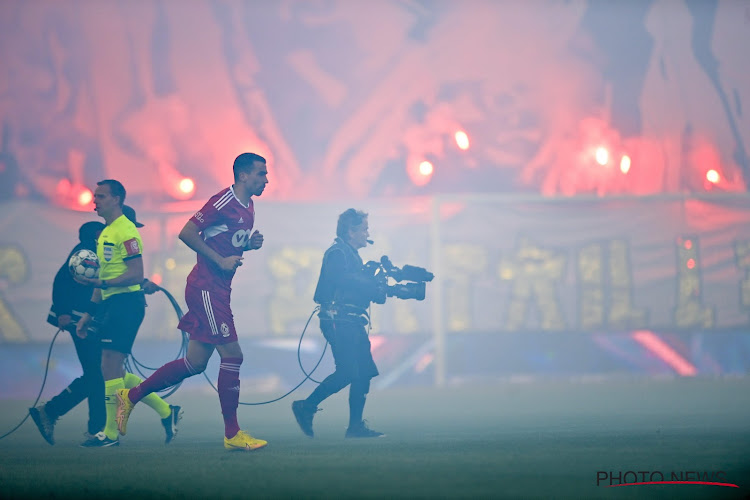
97,179,126,206
233,153,266,181
336,209,368,239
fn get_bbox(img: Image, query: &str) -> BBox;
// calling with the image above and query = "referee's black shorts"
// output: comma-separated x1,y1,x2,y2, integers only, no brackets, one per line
92,291,146,354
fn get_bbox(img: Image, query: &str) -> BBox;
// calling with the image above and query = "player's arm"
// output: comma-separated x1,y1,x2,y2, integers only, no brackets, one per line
179,220,242,272
141,279,160,294
98,256,144,288
245,230,263,251
76,287,102,339
52,260,75,317
75,255,144,289
52,264,75,328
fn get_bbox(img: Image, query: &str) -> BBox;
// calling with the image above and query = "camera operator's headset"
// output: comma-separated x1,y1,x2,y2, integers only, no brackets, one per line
0,286,330,441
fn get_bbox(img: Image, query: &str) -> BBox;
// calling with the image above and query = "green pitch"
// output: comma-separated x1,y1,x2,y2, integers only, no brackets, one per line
1,378,749,499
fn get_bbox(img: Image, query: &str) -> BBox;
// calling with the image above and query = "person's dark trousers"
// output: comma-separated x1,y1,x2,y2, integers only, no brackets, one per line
348,378,368,427
44,326,105,435
306,362,350,407
306,319,377,412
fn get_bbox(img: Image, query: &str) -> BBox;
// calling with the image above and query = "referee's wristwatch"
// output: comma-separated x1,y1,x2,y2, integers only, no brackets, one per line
99,280,109,289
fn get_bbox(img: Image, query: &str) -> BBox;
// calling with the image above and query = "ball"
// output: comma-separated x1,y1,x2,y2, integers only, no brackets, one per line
69,249,100,279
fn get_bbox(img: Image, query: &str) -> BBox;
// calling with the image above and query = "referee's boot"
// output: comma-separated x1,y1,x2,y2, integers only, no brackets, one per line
162,405,184,445
80,431,119,448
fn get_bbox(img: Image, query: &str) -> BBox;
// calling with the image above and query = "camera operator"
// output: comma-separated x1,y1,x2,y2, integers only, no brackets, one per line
292,209,385,438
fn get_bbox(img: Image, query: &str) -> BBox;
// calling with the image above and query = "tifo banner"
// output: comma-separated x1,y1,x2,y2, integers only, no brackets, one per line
0,0,748,202
0,199,435,343
1,195,749,343
437,194,750,333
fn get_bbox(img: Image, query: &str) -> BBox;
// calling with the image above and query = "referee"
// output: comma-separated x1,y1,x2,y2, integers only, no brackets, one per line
76,180,179,447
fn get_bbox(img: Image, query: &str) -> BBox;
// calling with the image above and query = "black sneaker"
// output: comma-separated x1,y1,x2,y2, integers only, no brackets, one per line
292,400,318,438
80,431,119,448
29,404,56,445
345,420,385,439
162,405,184,444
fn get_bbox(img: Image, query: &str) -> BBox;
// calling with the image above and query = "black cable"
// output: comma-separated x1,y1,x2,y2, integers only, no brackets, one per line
0,328,63,441
126,286,189,398
198,306,329,406
1,283,331,441
240,306,328,405
143,286,329,406
1,282,330,442
0,286,190,442
297,306,326,384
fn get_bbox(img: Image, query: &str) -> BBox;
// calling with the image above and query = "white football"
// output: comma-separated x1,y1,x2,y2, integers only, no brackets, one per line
69,249,100,279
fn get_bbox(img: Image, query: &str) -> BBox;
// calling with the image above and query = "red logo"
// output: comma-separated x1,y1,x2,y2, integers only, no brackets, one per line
125,238,141,256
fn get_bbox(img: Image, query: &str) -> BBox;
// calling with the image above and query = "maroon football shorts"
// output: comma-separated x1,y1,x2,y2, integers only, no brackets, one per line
178,284,238,344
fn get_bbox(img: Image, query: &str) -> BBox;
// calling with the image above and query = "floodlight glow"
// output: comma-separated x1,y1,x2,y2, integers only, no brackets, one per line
595,147,609,166
418,161,434,177
455,131,470,151
620,155,631,174
179,177,195,194
78,189,93,206
706,169,720,184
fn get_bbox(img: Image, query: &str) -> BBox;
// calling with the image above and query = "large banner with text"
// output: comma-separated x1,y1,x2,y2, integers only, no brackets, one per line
1,195,749,343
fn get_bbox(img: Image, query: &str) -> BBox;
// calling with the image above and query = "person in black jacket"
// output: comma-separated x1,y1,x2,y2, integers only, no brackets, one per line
30,207,178,446
292,208,384,439
29,220,107,444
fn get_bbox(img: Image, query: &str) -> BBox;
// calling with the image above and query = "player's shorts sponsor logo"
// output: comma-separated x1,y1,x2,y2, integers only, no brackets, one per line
232,229,251,248
221,322,230,337
103,246,113,262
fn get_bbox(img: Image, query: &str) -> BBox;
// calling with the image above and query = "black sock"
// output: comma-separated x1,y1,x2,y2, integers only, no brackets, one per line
348,381,368,427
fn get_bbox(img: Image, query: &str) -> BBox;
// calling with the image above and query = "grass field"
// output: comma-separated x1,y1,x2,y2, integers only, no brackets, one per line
1,377,749,499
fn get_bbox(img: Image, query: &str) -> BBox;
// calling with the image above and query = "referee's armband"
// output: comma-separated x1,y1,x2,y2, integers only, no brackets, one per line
86,301,99,316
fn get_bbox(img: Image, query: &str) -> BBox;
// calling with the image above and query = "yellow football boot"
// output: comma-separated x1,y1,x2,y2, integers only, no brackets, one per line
224,430,267,451
115,388,135,435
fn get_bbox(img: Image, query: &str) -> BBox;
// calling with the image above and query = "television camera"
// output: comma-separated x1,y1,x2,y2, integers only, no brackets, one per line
363,256,434,304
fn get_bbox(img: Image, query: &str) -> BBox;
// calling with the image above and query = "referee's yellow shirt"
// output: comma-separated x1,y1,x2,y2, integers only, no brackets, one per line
97,214,143,300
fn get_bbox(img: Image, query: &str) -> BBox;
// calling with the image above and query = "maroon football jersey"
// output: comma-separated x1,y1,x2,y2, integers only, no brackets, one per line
185,187,255,291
